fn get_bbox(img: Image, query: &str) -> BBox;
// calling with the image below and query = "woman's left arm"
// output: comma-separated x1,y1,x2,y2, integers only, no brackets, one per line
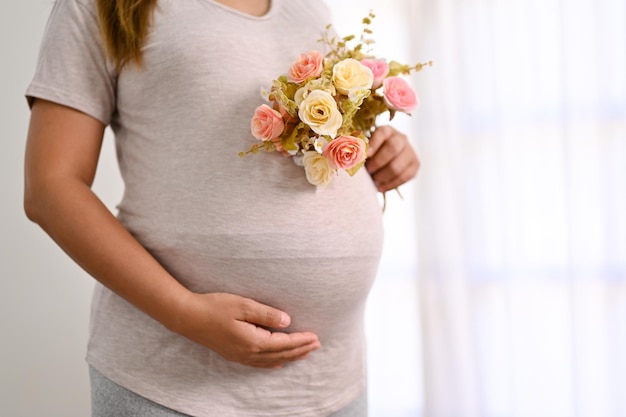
365,125,421,192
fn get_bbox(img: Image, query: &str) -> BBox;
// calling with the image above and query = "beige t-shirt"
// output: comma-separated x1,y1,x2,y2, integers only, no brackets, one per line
27,0,384,415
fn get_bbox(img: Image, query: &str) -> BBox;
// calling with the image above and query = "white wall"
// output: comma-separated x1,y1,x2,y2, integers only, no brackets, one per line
0,1,421,416
1,1,121,415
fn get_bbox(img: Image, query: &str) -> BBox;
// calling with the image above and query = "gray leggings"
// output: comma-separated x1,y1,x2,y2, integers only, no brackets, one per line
90,367,368,417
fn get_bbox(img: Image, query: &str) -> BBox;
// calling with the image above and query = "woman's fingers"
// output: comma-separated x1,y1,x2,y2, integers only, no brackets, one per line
252,324,320,353
366,125,420,192
371,147,420,192
237,296,292,329
244,327,322,368
174,292,321,368
366,125,404,173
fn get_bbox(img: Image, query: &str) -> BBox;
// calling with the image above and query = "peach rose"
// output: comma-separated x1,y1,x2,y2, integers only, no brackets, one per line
288,50,325,84
360,58,390,89
250,104,285,141
322,135,367,170
332,58,374,95
302,151,334,186
383,77,419,114
298,90,343,138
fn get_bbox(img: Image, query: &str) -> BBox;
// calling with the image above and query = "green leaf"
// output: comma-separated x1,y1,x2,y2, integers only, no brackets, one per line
346,160,365,176
282,122,307,151
388,60,412,76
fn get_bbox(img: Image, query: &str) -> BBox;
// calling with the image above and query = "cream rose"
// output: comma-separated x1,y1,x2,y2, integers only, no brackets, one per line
302,151,334,186
332,58,374,95
298,90,343,138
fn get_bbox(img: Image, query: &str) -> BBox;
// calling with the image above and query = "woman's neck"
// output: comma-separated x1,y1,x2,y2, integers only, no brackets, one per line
211,0,271,17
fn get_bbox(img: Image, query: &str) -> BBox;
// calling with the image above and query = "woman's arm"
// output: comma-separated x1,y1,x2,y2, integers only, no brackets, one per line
24,99,320,368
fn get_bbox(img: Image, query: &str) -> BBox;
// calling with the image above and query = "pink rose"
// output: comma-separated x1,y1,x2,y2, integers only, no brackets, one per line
383,76,419,113
360,58,390,89
250,104,284,141
288,50,325,84
322,135,367,170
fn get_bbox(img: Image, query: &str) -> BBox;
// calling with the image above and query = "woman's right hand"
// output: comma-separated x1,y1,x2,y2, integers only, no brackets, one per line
171,292,320,368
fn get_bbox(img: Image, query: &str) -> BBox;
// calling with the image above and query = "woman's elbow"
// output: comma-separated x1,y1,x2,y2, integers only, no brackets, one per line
23,177,57,224
23,182,45,224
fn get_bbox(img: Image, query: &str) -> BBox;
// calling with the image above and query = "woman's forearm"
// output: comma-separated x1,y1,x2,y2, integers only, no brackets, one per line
25,176,190,331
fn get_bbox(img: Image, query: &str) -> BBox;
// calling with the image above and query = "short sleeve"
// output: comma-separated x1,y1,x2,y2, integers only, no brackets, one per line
26,0,116,125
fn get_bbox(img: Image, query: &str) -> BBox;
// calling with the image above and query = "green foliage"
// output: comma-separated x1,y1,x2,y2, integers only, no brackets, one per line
281,122,307,152
346,160,366,176
352,94,387,132
269,78,298,117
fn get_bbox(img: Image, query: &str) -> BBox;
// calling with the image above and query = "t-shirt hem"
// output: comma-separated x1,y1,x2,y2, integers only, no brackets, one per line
86,353,366,417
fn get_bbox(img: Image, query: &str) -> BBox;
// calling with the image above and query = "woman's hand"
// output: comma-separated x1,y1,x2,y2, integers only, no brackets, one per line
172,292,320,369
365,125,420,192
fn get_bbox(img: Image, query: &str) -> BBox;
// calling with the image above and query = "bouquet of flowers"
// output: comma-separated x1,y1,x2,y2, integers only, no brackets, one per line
241,11,431,187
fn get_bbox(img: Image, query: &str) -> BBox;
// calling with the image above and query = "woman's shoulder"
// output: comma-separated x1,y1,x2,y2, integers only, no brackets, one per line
55,0,97,10
49,0,99,19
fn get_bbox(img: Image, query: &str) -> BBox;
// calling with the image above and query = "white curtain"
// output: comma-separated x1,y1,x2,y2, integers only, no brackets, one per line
330,0,626,416
410,0,626,416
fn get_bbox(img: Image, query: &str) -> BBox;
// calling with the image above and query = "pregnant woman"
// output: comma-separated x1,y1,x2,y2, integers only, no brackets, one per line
23,0,420,416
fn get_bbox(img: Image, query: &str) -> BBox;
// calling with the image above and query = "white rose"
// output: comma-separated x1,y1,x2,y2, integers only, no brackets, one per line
298,90,343,138
332,58,374,95
302,151,335,186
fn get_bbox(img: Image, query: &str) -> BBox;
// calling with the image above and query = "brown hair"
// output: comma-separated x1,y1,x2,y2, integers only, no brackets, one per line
96,0,157,72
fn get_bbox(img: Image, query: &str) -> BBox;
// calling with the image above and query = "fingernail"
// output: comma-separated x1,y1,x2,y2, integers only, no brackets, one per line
279,313,290,327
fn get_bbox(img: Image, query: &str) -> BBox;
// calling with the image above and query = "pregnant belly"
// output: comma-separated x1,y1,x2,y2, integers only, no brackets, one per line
141,229,383,339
